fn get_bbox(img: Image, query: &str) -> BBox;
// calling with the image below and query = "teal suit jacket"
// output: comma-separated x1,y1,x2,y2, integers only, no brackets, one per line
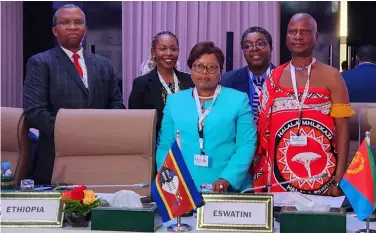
156,86,257,191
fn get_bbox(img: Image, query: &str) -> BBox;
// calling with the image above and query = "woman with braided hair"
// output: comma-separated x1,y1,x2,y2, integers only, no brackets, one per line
129,31,194,135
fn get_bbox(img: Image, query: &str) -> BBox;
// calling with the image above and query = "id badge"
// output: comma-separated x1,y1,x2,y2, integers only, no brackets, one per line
194,154,209,167
290,135,307,146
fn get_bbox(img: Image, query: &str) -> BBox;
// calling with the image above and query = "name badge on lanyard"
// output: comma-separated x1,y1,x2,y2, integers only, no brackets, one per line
289,58,316,147
158,71,179,94
193,85,221,167
290,135,308,146
194,154,209,167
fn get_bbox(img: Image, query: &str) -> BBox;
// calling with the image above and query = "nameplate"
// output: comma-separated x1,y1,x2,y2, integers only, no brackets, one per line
1,191,64,227
196,193,273,232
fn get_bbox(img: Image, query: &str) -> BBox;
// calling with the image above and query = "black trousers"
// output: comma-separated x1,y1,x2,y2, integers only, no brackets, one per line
31,134,55,185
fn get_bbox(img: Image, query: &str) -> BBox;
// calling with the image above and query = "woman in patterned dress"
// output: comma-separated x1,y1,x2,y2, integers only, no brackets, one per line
253,13,354,196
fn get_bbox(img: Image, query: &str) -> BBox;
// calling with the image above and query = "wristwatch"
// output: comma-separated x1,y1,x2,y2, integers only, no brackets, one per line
331,179,341,189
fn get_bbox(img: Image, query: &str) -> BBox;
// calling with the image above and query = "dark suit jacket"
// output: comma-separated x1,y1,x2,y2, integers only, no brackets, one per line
23,46,125,184
342,63,376,103
220,64,275,105
128,68,194,134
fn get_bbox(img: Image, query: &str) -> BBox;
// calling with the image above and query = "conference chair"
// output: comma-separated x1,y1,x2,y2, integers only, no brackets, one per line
1,107,31,186
51,109,157,196
347,103,376,165
358,107,376,155
349,103,376,141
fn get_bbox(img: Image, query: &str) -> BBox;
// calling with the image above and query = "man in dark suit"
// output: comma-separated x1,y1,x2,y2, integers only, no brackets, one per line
221,27,275,121
342,45,376,103
23,4,125,185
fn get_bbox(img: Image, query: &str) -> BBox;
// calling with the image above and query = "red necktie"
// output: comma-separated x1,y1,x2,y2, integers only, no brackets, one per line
72,53,83,78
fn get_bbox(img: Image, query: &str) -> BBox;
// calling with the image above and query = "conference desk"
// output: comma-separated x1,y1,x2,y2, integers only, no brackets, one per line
2,214,375,233
1,193,375,233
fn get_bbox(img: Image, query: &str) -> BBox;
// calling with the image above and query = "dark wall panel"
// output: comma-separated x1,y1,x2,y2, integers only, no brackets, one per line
348,1,376,47
23,1,54,78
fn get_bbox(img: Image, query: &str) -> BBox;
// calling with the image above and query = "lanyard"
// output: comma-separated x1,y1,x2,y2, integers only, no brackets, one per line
290,58,316,134
157,71,179,94
248,67,270,97
193,85,221,153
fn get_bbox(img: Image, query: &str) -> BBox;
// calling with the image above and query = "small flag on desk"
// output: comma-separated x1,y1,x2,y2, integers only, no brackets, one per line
151,140,202,222
340,138,376,220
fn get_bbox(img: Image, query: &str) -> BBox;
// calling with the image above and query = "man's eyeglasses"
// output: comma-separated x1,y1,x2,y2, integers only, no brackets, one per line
242,41,267,51
157,47,179,54
56,20,86,27
192,64,219,74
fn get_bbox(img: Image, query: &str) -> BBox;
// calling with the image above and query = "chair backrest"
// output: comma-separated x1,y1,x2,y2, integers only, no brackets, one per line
359,108,376,150
349,103,376,141
52,109,157,196
1,107,31,186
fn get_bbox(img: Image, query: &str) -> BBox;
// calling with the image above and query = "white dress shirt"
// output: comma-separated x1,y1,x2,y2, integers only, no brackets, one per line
60,46,89,88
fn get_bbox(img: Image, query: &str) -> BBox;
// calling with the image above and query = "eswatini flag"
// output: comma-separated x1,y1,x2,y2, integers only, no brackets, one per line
340,138,376,220
151,140,202,222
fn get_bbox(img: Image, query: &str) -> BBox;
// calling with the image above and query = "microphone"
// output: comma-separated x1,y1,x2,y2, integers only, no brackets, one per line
53,183,149,190
241,172,329,193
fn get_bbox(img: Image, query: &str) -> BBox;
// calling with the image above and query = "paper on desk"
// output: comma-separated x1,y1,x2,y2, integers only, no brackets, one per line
272,192,346,208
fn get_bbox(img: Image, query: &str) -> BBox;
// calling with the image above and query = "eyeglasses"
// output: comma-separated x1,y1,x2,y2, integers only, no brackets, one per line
242,41,267,51
192,64,219,74
56,20,86,27
156,47,179,54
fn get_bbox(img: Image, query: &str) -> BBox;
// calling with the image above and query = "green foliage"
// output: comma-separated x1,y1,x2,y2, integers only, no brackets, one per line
63,198,106,216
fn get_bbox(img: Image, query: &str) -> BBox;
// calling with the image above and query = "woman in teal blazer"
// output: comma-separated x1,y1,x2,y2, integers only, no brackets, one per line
156,41,257,192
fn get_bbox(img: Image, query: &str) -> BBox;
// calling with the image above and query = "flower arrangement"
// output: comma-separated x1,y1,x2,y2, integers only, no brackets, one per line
62,185,105,216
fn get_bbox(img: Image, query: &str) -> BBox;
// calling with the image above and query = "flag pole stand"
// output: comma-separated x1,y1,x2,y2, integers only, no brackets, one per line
356,217,376,233
167,216,192,232
166,131,192,231
356,131,375,233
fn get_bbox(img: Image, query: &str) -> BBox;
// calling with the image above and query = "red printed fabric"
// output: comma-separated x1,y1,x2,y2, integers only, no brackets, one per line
253,62,336,195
